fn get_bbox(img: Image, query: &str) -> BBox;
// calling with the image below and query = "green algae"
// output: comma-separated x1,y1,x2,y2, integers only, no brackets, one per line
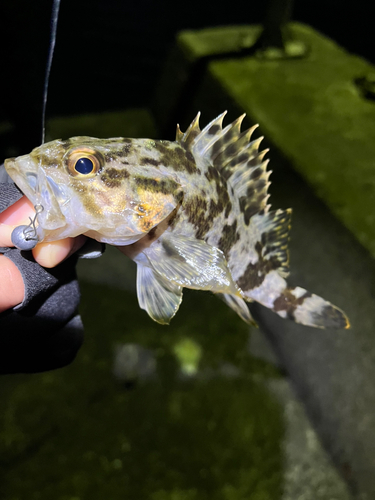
0,283,284,500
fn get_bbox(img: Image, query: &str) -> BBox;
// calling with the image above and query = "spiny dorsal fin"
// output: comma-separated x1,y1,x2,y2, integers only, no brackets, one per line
196,112,243,158
175,124,184,142
235,154,271,224
178,113,272,220
176,112,201,149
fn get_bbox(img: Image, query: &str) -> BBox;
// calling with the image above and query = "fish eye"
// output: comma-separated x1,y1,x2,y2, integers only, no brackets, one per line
75,157,94,174
65,147,103,178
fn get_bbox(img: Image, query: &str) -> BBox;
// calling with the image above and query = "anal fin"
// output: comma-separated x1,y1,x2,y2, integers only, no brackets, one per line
216,293,257,326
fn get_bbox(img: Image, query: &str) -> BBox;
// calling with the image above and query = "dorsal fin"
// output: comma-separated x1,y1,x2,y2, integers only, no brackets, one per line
253,208,292,278
178,112,271,219
176,112,201,149
235,153,272,224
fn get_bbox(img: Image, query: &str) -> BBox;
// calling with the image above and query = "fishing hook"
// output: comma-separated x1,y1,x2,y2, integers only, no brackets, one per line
11,204,44,251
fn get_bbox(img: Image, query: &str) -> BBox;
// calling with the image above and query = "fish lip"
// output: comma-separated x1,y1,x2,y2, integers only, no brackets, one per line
5,156,68,216
4,155,39,202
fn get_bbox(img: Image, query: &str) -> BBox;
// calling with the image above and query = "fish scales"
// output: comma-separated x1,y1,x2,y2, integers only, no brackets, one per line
4,111,349,329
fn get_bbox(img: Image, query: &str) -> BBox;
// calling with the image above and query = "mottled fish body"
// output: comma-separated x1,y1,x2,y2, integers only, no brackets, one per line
5,112,349,329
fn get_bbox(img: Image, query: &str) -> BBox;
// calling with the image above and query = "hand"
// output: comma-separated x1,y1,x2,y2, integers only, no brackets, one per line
0,196,86,312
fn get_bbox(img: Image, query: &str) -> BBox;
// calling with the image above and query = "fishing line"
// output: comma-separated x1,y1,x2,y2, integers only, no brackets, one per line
12,0,61,250
41,0,61,145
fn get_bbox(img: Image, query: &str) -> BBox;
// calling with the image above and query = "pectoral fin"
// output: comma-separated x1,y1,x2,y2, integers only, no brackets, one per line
136,264,183,325
144,233,238,295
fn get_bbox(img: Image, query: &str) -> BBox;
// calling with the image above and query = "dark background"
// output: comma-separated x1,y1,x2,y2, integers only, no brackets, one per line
0,0,373,155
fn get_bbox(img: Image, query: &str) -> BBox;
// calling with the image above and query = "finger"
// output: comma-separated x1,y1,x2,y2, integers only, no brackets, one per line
0,196,87,267
32,235,87,268
0,254,25,312
0,196,35,246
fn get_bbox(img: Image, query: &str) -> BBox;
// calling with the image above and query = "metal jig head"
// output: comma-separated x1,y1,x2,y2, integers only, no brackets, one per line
11,204,44,250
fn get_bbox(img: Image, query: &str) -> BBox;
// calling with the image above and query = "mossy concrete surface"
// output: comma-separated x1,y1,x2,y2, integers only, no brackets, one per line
177,23,375,259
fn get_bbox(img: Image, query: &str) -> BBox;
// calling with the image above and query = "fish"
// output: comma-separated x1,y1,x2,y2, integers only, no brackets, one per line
4,111,350,329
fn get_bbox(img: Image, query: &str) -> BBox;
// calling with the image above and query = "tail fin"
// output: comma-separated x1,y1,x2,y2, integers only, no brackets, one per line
259,283,349,329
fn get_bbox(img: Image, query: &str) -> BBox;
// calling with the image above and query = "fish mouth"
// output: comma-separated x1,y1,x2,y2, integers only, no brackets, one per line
4,155,67,230
4,155,40,204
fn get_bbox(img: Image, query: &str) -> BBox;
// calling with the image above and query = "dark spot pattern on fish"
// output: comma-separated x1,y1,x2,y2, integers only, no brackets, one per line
134,176,180,196
224,200,232,217
35,153,59,168
248,156,263,168
239,197,259,225
250,167,262,179
211,138,225,161
211,130,239,167
168,211,181,229
246,186,255,198
254,179,266,192
236,153,248,164
261,223,282,249
147,226,157,239
237,241,281,291
162,239,185,260
111,144,132,157
73,183,104,218
223,142,238,159
101,167,130,188
273,290,312,319
140,157,161,167
208,124,220,135
183,196,209,239
218,220,240,259
184,166,231,239
182,129,200,149
154,142,198,175
100,144,132,159
310,304,349,328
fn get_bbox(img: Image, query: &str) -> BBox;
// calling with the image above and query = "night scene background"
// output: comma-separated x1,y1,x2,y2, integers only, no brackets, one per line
0,0,375,499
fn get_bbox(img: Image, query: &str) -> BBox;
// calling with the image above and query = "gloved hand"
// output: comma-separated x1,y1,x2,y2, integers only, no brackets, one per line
0,166,104,374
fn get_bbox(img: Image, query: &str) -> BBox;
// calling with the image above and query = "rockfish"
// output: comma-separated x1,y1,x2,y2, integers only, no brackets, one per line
5,112,349,328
